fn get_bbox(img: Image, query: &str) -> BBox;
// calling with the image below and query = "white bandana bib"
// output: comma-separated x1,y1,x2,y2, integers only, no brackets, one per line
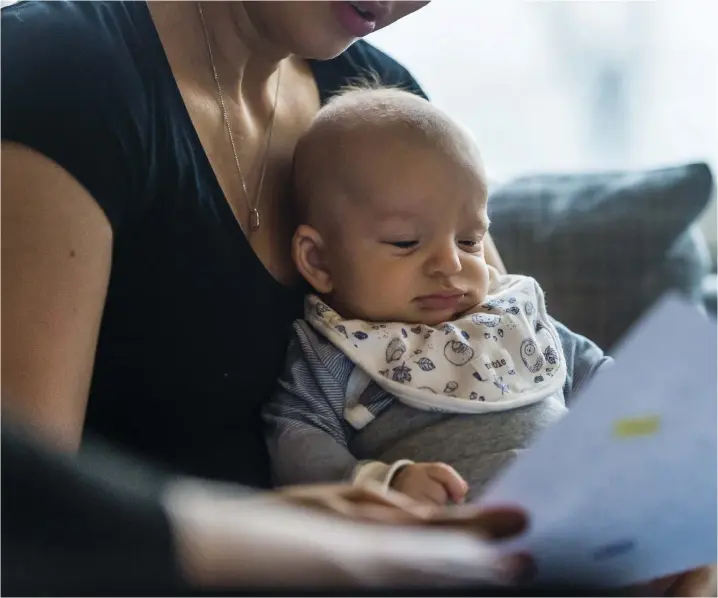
306,271,567,422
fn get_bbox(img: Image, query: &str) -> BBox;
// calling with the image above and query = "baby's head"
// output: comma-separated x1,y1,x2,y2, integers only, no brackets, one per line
292,87,491,326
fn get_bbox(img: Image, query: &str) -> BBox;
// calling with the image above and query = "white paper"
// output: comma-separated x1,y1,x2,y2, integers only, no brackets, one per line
477,293,717,586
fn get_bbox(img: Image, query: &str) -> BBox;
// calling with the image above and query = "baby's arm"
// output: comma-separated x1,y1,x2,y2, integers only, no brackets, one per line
264,336,357,486
270,430,354,485
267,397,467,504
266,381,415,490
264,324,468,503
551,318,613,407
264,323,410,490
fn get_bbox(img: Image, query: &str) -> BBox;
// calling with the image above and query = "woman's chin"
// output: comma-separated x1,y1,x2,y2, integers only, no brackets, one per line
294,35,358,61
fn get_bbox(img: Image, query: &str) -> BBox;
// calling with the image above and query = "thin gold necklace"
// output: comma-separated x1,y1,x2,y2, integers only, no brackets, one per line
197,2,282,233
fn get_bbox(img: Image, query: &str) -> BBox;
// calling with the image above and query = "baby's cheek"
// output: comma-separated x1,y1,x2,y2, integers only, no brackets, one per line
362,270,400,304
466,257,490,289
359,267,411,317
341,265,389,309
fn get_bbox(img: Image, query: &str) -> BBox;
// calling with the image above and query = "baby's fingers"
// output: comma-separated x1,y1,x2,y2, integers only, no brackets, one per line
416,480,451,506
426,463,469,504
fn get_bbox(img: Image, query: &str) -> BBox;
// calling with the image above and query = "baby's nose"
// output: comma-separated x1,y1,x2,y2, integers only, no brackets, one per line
427,244,462,277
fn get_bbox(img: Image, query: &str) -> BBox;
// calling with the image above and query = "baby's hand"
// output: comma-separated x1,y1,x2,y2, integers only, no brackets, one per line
391,462,469,506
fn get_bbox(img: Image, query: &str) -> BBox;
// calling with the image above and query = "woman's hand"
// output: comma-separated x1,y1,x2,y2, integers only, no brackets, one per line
276,481,439,523
166,479,531,589
633,565,717,597
277,482,533,582
277,481,527,539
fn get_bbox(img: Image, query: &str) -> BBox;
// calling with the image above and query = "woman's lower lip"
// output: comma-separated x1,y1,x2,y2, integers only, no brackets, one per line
331,2,378,38
416,295,464,310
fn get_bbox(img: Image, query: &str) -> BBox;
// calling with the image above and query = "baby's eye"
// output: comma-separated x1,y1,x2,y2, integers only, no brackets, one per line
386,240,419,249
458,239,483,252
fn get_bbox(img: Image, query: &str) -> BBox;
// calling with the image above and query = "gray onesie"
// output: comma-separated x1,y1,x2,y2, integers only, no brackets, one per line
264,318,611,500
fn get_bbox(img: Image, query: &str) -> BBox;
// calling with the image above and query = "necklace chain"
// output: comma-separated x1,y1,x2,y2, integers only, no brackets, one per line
197,2,282,232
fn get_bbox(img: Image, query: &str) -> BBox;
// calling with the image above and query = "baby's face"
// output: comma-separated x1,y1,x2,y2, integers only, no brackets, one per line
305,128,490,326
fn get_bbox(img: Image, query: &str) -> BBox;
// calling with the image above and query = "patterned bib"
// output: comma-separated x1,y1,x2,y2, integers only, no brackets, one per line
306,271,567,419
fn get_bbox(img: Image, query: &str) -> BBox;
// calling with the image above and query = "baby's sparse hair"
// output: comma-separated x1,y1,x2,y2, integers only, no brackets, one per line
292,82,484,225
313,80,474,149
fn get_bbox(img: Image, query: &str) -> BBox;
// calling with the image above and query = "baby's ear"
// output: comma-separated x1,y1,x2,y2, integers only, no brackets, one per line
292,225,333,294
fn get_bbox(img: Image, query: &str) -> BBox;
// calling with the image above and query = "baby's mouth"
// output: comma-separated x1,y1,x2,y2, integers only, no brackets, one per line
415,293,466,312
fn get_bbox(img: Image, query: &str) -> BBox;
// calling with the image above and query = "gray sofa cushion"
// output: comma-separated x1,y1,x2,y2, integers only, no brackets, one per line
488,162,714,350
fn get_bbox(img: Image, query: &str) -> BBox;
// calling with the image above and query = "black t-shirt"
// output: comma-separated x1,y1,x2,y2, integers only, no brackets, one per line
1,0,426,487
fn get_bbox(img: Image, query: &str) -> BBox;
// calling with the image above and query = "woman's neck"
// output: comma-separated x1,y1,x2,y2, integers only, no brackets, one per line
148,1,288,107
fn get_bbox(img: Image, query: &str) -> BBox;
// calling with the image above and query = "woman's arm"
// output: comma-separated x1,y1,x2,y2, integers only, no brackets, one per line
484,232,507,275
2,422,526,594
1,422,181,595
1,143,113,451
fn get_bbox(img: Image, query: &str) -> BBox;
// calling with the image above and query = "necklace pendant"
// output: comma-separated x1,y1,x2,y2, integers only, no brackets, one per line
249,208,260,231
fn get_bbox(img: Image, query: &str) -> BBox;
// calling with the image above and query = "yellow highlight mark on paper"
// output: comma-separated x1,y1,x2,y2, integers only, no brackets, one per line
613,415,661,439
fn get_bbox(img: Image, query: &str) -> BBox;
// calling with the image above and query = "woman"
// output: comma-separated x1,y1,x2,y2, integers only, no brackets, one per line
2,0,506,481
0,1,521,584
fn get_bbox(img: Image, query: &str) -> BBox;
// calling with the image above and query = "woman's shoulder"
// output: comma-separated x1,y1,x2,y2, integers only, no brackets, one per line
2,1,150,65
309,40,428,102
2,1,162,229
2,1,155,114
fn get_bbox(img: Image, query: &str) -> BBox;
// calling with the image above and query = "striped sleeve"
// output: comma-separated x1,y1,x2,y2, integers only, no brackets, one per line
263,321,359,486
263,322,411,490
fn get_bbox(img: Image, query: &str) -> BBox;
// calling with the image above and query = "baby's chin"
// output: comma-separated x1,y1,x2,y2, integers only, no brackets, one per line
347,297,485,327
393,302,484,328
414,312,469,327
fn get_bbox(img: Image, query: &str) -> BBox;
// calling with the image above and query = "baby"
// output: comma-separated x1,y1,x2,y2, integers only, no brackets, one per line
264,87,611,505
